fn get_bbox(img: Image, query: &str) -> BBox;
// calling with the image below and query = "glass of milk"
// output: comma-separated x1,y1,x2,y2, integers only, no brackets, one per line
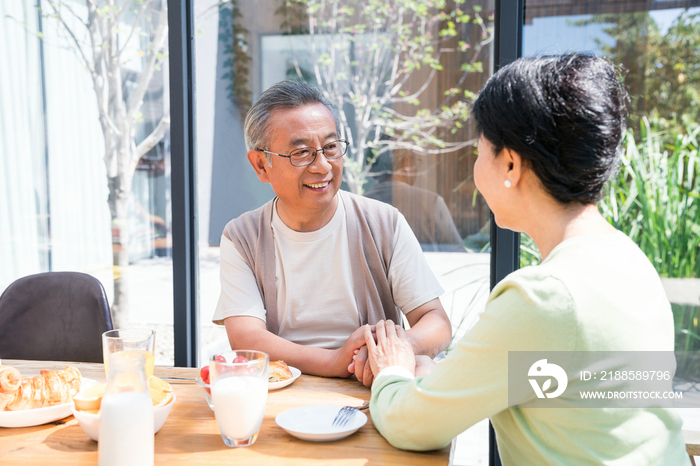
210,350,269,447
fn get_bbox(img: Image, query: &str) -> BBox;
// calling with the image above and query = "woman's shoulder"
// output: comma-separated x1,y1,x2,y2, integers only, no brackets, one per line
488,266,577,327
471,267,578,352
486,231,672,351
491,265,573,307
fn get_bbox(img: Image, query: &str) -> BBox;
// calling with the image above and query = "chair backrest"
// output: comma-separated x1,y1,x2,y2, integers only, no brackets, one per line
0,272,113,363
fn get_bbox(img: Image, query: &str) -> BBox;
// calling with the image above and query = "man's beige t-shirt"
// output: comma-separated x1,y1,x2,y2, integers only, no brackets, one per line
213,194,444,349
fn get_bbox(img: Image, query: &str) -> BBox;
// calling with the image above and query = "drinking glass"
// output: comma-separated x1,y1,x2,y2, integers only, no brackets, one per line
102,329,156,378
210,350,269,447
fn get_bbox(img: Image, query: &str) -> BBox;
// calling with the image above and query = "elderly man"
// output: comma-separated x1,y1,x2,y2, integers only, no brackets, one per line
212,80,452,386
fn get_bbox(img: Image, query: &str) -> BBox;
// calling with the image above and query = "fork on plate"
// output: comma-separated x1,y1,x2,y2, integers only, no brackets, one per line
332,406,358,427
331,400,369,427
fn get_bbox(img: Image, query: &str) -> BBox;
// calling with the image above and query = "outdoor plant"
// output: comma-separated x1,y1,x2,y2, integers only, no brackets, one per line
600,118,700,279
519,119,700,276
519,233,541,268
275,0,494,194
601,118,700,356
212,0,252,113
573,11,700,134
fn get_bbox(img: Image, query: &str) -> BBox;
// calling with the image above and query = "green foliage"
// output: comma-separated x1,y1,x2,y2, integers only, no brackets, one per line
674,304,700,357
519,233,541,268
274,0,494,193
572,11,700,133
275,0,308,34
519,119,700,277
219,0,251,113
600,118,700,278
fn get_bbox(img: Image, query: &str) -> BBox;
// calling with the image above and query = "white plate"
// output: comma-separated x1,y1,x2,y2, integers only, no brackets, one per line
0,378,97,428
275,405,367,441
269,366,301,391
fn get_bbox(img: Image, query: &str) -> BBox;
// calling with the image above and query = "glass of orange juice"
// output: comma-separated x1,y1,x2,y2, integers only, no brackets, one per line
102,329,156,378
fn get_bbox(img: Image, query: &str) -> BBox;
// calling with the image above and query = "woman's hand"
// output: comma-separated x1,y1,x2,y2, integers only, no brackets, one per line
364,320,416,377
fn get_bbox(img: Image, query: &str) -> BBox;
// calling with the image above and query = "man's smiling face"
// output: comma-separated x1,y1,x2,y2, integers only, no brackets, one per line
252,103,343,231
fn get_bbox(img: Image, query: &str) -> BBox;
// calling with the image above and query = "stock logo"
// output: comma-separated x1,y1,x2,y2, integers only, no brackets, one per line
528,359,568,399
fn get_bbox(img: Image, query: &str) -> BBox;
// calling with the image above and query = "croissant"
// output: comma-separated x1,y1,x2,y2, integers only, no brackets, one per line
269,360,293,382
0,365,82,411
0,365,21,410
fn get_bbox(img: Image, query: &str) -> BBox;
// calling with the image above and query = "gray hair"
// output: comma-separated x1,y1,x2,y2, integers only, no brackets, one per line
244,80,340,165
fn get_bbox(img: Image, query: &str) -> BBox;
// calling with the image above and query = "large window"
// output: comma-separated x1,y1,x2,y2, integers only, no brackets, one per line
0,0,174,365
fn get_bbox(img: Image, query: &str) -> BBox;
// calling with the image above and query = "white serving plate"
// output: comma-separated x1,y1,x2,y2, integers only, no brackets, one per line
275,405,367,442
0,378,97,428
269,366,301,391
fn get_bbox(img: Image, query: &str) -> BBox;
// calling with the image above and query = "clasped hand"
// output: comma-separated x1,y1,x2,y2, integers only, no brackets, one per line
364,320,416,378
344,323,408,387
347,323,413,387
341,321,433,386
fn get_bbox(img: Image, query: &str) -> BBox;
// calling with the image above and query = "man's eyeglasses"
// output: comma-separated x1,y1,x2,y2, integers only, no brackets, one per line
257,140,349,167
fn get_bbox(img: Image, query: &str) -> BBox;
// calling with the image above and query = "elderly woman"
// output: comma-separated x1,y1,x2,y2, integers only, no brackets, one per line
363,54,689,464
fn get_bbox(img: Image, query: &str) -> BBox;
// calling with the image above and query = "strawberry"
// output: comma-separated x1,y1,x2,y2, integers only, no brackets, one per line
199,365,210,384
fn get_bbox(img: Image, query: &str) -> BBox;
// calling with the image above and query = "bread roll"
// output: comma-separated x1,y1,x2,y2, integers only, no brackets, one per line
0,365,21,411
269,360,293,382
0,365,81,411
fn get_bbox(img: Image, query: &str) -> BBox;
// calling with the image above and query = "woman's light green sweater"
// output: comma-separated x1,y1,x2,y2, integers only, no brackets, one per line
370,231,690,465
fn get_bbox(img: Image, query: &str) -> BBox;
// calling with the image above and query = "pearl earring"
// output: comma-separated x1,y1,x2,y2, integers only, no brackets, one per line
504,180,512,188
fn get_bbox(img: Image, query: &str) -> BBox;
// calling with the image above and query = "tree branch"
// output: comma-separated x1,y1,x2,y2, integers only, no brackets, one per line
126,0,168,123
117,0,154,60
134,113,171,160
58,0,89,29
45,0,94,74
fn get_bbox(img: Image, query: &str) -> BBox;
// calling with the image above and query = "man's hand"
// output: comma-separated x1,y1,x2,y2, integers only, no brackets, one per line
347,326,376,387
349,346,375,387
365,320,415,377
327,326,369,378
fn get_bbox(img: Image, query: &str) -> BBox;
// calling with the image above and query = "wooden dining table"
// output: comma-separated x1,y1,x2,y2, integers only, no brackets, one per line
0,359,452,465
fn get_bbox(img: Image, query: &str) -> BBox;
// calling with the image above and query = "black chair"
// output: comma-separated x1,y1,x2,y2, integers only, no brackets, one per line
0,272,113,363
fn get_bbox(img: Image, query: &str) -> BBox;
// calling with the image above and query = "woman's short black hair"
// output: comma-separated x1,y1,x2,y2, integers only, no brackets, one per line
472,54,628,204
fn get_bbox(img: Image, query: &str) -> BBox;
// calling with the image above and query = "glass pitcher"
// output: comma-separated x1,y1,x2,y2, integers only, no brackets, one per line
98,352,154,466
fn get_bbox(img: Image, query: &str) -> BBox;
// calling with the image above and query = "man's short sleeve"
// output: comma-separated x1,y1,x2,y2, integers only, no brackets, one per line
212,234,267,325
388,213,444,314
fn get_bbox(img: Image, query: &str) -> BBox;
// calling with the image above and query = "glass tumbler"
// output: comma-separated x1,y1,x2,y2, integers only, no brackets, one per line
210,350,269,447
102,329,156,378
